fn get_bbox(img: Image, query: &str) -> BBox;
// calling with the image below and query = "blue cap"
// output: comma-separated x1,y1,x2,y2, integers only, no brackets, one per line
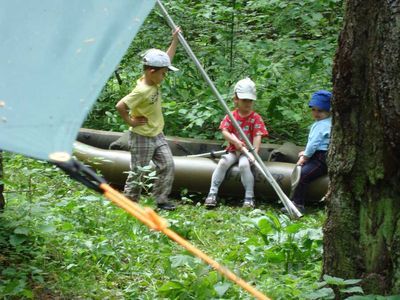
308,90,332,111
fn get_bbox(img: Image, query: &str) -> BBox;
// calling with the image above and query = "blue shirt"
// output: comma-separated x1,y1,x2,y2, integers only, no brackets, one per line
304,117,332,158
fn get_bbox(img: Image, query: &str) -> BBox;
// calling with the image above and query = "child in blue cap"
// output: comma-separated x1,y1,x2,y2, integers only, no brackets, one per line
288,90,332,213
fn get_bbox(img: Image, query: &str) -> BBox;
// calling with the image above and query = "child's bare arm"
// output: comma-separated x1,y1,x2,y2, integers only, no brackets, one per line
252,135,262,153
222,129,244,150
166,27,181,61
229,132,255,163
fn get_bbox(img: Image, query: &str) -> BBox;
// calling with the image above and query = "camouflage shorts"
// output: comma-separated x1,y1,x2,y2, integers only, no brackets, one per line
124,132,174,204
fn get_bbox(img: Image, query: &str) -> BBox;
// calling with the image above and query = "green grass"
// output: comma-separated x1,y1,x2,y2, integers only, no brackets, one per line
0,153,326,299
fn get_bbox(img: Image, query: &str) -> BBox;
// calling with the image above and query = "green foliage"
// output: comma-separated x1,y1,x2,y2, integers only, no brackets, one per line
2,153,394,299
245,211,323,273
127,165,158,194
346,296,400,300
304,275,364,299
1,152,329,299
84,0,343,144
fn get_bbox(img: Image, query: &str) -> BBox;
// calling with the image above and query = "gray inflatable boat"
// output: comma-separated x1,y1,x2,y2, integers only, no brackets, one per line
74,128,327,202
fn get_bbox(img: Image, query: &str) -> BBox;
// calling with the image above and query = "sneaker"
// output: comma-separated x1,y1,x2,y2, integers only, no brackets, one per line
204,193,217,208
157,202,176,211
281,201,305,214
243,197,255,208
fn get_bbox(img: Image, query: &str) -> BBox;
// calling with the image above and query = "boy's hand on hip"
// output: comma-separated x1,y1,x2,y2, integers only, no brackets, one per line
130,116,148,127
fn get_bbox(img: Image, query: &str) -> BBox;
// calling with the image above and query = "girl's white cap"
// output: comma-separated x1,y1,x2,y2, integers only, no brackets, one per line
234,78,256,100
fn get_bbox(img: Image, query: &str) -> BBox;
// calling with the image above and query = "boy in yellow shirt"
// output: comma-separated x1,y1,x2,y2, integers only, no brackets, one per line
116,29,180,210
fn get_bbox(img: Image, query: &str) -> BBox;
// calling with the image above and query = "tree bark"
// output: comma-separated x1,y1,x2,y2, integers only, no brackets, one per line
323,0,400,295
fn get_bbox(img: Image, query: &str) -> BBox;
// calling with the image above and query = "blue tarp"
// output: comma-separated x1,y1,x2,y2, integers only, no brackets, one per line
0,0,156,160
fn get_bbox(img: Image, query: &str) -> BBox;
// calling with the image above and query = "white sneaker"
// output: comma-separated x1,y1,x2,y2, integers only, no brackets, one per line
204,193,217,208
243,197,255,208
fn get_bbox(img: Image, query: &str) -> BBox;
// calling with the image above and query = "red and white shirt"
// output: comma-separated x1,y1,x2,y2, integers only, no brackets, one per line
219,109,269,152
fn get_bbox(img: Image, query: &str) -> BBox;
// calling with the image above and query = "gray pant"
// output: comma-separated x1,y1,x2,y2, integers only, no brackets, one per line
124,132,174,204
209,152,254,198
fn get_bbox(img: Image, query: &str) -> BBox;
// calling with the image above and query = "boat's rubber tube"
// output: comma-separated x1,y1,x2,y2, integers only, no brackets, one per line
74,141,327,202
77,128,304,162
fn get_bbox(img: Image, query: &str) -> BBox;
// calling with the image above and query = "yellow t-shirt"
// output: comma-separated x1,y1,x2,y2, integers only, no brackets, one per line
121,77,164,137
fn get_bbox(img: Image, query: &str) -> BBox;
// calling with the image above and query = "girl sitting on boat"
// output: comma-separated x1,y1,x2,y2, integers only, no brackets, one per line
204,78,269,209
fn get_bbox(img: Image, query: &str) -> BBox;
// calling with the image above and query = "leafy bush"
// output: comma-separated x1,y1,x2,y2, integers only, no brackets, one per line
1,152,328,299
304,275,364,299
244,211,323,275
84,0,343,144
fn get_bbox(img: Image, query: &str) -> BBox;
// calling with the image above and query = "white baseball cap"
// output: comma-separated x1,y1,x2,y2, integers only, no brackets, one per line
142,48,178,71
234,78,257,100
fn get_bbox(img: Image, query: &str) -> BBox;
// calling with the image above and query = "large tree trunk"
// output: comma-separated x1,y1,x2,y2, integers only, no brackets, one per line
323,0,400,295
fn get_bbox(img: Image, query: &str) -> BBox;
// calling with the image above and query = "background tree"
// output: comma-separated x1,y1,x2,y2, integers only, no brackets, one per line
86,0,343,144
323,0,400,295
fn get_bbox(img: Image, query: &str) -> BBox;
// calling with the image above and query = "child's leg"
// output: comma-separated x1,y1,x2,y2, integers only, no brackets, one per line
209,152,238,195
152,133,174,204
238,155,254,198
292,152,327,206
124,132,155,201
